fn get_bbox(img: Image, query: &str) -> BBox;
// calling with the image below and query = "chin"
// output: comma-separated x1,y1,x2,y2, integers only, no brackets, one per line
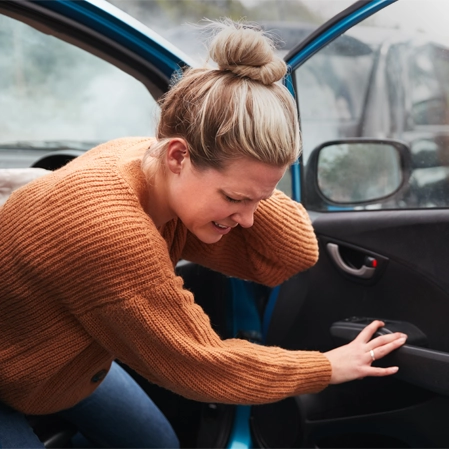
191,229,224,244
196,233,223,244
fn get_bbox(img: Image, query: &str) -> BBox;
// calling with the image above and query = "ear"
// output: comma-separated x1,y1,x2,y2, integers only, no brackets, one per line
165,138,189,175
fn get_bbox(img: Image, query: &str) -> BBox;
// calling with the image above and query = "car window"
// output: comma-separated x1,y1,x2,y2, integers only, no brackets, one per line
299,36,375,123
410,43,449,126
0,13,158,169
294,0,449,210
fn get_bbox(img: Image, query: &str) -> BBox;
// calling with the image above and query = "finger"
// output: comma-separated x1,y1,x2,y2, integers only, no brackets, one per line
356,320,385,343
364,366,399,377
369,336,407,361
367,332,407,350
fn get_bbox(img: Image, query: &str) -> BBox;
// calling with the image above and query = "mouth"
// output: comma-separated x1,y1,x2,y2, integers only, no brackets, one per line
212,221,233,235
213,221,229,230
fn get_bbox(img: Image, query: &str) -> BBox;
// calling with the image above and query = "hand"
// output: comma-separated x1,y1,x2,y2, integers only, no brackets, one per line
324,320,407,384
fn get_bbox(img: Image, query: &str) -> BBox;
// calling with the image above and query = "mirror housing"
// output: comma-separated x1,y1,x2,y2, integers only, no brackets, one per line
304,138,412,211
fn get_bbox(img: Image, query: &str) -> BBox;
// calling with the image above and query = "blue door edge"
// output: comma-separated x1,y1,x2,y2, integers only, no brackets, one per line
226,278,262,449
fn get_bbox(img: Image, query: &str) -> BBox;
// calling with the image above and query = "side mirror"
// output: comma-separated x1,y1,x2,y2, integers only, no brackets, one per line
304,139,411,210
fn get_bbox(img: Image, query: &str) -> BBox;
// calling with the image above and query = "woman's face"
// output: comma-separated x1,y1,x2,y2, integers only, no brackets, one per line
167,153,287,244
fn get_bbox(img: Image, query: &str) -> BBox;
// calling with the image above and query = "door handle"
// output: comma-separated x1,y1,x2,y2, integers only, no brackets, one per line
326,243,375,279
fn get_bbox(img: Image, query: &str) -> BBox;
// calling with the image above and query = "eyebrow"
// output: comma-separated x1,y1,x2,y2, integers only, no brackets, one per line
220,189,272,202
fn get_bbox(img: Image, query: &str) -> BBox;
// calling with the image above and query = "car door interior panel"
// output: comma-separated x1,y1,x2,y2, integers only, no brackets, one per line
311,210,449,295
252,208,449,447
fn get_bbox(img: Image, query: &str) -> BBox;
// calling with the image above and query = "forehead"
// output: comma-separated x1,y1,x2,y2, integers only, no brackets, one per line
211,158,287,198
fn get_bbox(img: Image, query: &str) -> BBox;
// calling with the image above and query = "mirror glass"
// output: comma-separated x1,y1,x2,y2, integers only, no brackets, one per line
317,142,402,203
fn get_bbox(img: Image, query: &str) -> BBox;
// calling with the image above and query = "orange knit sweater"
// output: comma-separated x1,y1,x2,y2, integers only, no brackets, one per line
0,137,331,415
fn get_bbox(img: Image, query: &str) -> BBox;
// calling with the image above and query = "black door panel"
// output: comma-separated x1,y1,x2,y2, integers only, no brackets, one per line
311,210,449,293
268,234,449,353
252,379,449,448
263,209,449,446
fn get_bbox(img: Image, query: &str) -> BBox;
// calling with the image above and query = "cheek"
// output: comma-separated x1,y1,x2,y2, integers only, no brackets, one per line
195,202,225,220
190,199,234,225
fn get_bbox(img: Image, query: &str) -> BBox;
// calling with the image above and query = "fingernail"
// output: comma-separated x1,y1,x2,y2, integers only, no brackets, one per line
398,337,406,343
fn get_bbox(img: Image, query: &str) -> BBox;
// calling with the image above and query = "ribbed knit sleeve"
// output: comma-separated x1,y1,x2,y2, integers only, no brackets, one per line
53,183,330,405
78,286,331,405
182,190,319,287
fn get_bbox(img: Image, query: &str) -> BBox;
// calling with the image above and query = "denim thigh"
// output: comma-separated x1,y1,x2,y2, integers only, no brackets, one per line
0,402,44,449
57,361,179,448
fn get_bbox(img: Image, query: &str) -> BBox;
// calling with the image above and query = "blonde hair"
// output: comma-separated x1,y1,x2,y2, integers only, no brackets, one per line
143,19,301,174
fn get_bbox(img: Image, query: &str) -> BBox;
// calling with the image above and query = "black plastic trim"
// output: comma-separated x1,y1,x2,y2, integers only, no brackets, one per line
331,318,428,347
31,151,83,171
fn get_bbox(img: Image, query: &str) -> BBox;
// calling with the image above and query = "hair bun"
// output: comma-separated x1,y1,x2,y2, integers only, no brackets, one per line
208,20,287,85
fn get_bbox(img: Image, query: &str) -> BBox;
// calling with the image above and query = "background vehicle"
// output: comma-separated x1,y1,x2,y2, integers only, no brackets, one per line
2,0,449,448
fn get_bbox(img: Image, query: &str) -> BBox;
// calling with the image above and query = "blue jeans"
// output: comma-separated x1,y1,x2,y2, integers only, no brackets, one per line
0,362,179,448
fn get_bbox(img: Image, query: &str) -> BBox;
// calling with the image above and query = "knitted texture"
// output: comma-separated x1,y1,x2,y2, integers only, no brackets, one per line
0,137,330,415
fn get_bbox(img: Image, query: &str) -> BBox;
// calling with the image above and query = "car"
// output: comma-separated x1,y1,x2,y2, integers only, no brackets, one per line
2,0,449,447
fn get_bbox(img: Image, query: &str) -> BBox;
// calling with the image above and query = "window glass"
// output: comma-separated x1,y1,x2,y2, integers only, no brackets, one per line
296,34,376,163
300,38,375,122
410,43,449,126
294,0,449,210
0,14,158,168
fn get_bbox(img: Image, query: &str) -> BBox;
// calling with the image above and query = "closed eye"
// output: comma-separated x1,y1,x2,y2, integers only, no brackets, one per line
225,195,241,203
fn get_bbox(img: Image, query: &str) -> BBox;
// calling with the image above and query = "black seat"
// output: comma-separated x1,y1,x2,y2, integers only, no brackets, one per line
26,415,77,448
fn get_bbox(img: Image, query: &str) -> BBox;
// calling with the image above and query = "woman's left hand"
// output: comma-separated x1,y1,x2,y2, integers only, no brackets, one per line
324,320,407,385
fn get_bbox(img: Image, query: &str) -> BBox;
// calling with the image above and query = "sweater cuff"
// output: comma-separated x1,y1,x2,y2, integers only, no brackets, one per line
292,351,332,396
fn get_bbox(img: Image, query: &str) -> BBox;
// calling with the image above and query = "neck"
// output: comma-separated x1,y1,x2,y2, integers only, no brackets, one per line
144,160,175,228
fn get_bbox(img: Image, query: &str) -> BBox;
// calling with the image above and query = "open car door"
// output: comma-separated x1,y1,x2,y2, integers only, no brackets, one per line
250,0,449,447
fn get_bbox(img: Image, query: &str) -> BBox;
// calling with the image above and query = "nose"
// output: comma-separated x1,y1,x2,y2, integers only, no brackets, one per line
231,207,255,228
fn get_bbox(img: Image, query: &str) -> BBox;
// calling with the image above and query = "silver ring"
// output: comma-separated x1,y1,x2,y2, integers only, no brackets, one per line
370,349,375,362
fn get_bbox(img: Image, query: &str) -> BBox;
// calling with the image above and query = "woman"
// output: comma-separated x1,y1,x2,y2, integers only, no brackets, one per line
0,19,406,448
